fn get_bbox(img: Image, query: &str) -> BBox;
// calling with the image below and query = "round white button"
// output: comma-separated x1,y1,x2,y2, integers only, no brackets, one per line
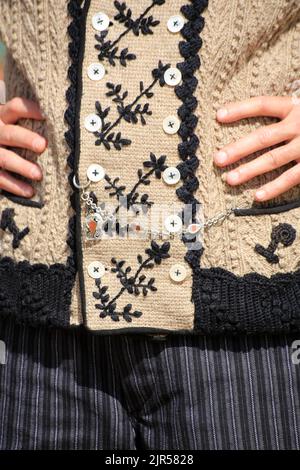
169,264,187,283
163,115,180,134
164,67,182,86
87,164,105,182
84,114,101,132
164,214,183,233
163,167,181,185
92,12,110,31
87,261,106,279
87,63,105,81
167,15,185,33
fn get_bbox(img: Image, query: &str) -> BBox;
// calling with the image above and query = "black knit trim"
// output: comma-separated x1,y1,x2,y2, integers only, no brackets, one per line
192,265,300,334
0,257,72,327
65,0,88,274
234,198,300,216
65,0,91,326
0,190,44,208
174,0,208,265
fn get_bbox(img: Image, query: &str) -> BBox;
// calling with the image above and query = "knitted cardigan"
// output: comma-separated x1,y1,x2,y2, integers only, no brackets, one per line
0,0,300,335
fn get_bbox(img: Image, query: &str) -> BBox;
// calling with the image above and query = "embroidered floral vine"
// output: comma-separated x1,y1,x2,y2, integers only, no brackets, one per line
93,241,171,322
95,0,165,67
93,61,169,150
104,153,167,213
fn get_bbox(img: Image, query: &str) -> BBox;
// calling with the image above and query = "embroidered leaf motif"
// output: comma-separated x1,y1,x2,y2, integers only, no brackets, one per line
103,153,167,219
93,62,169,150
93,241,170,322
95,1,165,66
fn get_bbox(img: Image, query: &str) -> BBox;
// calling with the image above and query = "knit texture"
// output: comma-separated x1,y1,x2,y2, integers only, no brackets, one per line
0,0,79,327
0,0,300,333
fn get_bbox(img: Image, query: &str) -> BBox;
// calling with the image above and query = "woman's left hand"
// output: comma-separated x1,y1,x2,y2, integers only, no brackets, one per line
214,95,300,202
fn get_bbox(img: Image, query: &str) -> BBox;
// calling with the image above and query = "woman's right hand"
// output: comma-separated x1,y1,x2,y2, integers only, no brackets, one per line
0,96,47,198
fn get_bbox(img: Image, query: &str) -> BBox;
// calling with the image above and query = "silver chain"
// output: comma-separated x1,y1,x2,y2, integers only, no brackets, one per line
81,190,113,222
203,207,235,228
80,188,239,240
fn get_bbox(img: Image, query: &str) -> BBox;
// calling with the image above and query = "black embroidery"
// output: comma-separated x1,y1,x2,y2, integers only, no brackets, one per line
93,241,170,322
0,190,44,209
95,0,165,67
255,223,296,264
104,153,167,213
93,61,169,150
84,153,167,238
0,208,30,249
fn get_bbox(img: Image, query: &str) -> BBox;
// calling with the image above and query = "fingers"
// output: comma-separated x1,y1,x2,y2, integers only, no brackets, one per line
213,119,296,167
0,169,35,198
223,137,300,186
0,97,45,124
216,96,294,122
254,162,300,202
0,124,47,153
0,97,46,198
0,147,43,180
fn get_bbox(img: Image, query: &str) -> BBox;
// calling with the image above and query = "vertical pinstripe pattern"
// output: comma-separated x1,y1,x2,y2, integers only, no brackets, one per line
0,318,300,450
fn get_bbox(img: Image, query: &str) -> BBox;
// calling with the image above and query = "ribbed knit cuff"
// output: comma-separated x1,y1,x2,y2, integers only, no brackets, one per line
0,257,72,327
193,266,300,334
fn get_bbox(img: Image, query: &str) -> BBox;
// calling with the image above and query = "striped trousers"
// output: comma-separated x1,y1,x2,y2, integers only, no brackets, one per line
0,317,300,450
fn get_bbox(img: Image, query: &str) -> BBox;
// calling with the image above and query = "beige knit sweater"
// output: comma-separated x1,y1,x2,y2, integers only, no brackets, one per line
0,0,300,334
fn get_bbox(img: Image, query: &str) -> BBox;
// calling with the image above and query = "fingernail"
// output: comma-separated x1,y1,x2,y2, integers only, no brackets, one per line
217,108,228,119
33,137,46,152
227,171,239,184
23,186,34,197
255,189,266,200
40,109,47,119
221,172,227,182
214,150,227,164
30,166,42,179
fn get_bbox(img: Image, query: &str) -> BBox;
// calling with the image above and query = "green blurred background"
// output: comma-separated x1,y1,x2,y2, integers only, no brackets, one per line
0,42,5,79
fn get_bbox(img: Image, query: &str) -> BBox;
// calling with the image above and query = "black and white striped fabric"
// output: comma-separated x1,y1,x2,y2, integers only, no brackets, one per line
0,318,300,450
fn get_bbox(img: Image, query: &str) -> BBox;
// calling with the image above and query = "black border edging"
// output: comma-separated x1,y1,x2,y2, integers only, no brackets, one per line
65,0,92,327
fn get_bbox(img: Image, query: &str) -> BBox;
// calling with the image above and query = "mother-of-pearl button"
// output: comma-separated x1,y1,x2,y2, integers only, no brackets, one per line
169,264,187,283
92,12,110,31
87,63,105,81
87,261,106,279
84,114,101,132
163,167,181,185
163,115,180,134
164,214,183,233
164,67,182,86
87,164,105,182
167,15,185,33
